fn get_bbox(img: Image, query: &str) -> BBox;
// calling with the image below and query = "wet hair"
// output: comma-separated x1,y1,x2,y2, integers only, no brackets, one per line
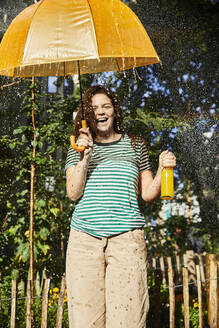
73,85,123,139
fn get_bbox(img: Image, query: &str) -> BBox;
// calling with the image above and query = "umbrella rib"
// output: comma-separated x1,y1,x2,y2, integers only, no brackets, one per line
87,0,100,61
21,0,44,70
115,58,121,71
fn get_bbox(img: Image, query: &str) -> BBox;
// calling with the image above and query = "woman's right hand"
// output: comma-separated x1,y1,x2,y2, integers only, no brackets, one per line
77,127,93,162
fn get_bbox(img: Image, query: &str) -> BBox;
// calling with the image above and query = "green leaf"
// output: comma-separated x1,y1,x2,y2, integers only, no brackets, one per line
8,142,16,150
50,207,60,216
11,269,19,280
20,244,29,262
136,108,147,120
8,225,20,236
39,227,50,240
31,140,37,147
20,189,29,196
13,128,22,135
37,242,50,255
22,135,28,143
38,141,43,149
37,199,46,208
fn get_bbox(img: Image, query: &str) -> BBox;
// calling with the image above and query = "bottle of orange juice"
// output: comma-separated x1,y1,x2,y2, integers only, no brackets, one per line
161,167,174,200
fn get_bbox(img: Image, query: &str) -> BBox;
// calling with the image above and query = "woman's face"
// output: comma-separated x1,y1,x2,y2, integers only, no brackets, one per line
91,93,115,136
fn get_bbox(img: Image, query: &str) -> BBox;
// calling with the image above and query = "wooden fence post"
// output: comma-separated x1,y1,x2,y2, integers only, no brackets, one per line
167,257,173,271
168,257,175,328
209,254,217,328
186,250,196,284
35,271,41,297
196,265,203,328
152,258,156,270
26,279,32,328
176,255,181,284
183,253,188,268
205,254,210,325
159,256,167,288
41,278,50,328
10,279,16,328
183,267,190,328
217,260,219,328
198,254,205,285
56,275,66,328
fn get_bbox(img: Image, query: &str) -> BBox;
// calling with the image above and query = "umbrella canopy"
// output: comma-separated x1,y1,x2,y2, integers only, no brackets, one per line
0,0,160,78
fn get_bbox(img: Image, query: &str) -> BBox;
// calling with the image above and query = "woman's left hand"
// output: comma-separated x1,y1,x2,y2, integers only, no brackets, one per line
159,150,176,170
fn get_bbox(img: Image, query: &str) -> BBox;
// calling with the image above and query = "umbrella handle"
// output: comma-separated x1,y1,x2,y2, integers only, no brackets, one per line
70,120,87,152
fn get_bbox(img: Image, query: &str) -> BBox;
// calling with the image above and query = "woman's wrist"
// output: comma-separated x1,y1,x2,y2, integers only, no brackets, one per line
158,164,163,172
77,157,89,170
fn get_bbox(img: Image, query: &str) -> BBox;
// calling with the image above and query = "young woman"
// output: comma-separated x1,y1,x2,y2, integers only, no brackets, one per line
65,85,176,328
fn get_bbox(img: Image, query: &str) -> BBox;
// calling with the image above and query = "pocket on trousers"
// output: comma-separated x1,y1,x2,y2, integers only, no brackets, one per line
130,228,145,243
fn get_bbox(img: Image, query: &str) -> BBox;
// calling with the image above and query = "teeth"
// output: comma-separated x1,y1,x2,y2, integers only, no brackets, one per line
98,118,107,122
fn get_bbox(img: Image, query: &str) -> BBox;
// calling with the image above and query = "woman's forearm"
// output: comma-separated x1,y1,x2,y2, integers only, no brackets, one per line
140,167,162,202
66,159,89,201
146,167,162,201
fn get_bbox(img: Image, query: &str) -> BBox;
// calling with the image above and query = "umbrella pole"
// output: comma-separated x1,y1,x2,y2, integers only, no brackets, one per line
69,62,86,152
77,60,84,120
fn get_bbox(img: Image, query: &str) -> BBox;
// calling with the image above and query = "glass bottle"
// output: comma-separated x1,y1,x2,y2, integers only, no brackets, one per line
161,167,174,200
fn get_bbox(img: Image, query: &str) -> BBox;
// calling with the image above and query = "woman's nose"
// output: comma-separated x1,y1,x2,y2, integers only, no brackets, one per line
95,106,105,115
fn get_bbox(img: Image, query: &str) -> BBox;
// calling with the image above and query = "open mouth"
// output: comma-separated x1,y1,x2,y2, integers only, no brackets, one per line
96,118,108,124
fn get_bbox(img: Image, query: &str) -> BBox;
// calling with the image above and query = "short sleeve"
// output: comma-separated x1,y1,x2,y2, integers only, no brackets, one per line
139,140,151,172
65,146,81,171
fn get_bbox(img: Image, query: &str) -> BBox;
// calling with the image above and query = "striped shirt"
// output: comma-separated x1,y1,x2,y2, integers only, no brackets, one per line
65,134,151,238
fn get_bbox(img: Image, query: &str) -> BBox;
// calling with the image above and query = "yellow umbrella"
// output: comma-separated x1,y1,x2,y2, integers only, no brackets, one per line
0,0,160,151
0,0,160,77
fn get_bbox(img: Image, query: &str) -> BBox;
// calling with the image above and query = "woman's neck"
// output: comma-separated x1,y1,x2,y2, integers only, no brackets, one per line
95,131,121,143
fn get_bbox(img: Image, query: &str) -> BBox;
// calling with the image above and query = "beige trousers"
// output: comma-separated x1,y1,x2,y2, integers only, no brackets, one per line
66,228,149,328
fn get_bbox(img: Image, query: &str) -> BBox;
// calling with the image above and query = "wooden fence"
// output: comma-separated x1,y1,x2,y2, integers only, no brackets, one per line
148,251,219,328
1,251,218,328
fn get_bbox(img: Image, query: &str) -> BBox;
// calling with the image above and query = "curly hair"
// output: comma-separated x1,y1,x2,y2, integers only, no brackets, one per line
73,85,123,139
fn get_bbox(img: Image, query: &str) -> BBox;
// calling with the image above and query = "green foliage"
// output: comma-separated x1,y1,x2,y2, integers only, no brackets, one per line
0,79,76,281
0,0,218,296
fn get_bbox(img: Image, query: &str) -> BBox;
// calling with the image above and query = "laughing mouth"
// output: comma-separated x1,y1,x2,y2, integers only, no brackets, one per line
97,118,108,123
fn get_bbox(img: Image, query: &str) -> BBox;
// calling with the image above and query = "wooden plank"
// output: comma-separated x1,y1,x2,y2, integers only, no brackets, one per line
209,254,217,328
205,254,210,325
198,254,205,284
41,278,50,328
10,279,16,328
196,265,203,328
176,255,181,284
26,280,32,328
160,256,167,288
152,258,156,270
167,257,173,270
183,253,188,268
35,271,41,297
186,250,196,284
218,261,219,328
56,275,66,328
168,268,175,328
183,267,190,328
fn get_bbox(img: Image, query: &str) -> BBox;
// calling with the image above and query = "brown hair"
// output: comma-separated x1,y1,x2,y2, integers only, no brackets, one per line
73,85,123,139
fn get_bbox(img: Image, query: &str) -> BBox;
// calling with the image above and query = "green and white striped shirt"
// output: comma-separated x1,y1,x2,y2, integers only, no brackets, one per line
65,134,151,238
